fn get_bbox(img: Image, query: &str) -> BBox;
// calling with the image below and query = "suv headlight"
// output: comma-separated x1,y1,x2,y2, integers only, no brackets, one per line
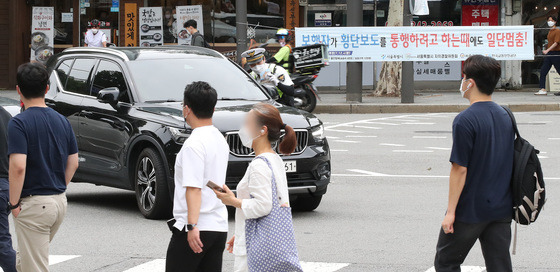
169,127,191,144
311,124,325,141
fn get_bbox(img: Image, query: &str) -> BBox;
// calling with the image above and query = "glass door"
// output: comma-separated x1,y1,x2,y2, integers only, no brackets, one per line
79,0,120,46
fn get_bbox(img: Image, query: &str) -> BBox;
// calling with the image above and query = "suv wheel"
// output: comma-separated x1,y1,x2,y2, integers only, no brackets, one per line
292,195,322,212
135,148,171,219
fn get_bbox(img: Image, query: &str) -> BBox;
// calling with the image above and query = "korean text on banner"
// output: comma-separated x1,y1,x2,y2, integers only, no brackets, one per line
176,5,204,45
31,7,54,64
124,3,138,46
139,7,164,47
295,26,534,62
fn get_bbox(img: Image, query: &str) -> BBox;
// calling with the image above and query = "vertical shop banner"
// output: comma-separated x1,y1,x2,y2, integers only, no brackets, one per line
176,5,204,45
462,0,499,26
286,0,299,30
139,7,164,47
31,7,54,64
125,3,138,47
296,26,534,62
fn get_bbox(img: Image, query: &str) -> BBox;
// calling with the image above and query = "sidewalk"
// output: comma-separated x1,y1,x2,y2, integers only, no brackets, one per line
315,90,560,114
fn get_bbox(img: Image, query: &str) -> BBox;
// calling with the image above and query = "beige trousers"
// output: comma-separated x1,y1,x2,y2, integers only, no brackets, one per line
234,254,248,272
13,193,67,272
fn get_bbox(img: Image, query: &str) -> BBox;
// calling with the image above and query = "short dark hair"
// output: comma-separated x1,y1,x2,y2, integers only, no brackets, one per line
462,55,501,96
16,62,49,99
548,16,557,22
183,81,217,119
184,19,197,29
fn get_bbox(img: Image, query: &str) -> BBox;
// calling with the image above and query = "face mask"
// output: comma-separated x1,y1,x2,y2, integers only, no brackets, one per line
165,14,171,19
549,21,556,27
186,29,191,35
252,63,268,78
173,14,177,19
279,41,286,47
238,126,263,148
92,29,99,34
459,78,472,98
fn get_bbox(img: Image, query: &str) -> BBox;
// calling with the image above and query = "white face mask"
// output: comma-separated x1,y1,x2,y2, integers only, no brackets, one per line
548,21,556,27
459,78,472,98
92,29,99,34
238,125,263,148
279,41,286,47
165,14,171,19
252,63,268,78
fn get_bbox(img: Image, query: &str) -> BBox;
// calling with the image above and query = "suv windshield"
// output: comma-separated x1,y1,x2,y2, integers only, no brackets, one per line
127,58,269,102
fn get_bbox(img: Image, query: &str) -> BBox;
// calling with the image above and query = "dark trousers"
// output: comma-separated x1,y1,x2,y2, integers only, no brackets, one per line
434,219,512,272
0,189,16,272
540,51,560,88
165,228,227,272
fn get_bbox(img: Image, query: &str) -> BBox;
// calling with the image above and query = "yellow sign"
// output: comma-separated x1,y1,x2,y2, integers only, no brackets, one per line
124,3,137,47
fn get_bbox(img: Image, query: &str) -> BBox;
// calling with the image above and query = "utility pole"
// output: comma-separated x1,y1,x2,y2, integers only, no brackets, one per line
236,0,247,65
346,0,363,102
401,0,414,103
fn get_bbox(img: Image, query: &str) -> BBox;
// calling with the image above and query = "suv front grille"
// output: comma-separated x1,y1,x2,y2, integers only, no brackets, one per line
226,130,308,156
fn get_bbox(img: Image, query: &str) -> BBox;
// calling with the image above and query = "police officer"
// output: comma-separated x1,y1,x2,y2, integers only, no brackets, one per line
268,28,293,72
242,48,295,107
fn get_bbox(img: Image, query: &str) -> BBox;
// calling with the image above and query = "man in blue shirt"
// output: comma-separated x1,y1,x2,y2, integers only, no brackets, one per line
7,63,79,272
434,55,514,272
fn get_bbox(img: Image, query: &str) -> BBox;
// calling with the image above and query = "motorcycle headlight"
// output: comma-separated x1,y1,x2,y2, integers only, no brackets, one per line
169,127,191,144
311,124,325,141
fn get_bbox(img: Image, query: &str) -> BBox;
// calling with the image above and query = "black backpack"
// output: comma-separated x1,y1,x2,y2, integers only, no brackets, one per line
502,107,546,253
191,32,210,48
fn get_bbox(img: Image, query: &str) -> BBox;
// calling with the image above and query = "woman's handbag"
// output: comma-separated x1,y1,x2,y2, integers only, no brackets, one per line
245,156,303,272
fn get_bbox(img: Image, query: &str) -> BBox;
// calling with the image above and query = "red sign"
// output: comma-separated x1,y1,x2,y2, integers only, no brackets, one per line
461,0,499,26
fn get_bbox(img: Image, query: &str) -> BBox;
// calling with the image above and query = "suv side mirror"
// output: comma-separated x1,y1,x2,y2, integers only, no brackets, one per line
97,87,120,105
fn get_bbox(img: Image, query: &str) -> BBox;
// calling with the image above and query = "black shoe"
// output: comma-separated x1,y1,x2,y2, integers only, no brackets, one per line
555,92,560,96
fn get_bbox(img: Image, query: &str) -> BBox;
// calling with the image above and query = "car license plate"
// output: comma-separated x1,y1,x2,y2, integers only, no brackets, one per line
284,161,297,173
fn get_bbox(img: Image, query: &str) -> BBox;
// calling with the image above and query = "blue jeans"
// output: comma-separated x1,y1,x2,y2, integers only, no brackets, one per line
0,188,16,272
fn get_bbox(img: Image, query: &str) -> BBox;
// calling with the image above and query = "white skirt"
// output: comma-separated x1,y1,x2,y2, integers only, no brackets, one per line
234,255,248,272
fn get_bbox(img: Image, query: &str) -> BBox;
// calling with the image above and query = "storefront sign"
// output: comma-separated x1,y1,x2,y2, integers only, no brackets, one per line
139,7,163,47
30,7,54,64
314,13,332,27
295,26,534,62
176,5,204,45
124,3,137,47
111,0,119,13
61,12,73,23
286,0,299,30
462,0,499,26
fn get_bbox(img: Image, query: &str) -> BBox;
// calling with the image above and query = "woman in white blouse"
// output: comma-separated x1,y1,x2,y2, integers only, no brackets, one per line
213,103,298,272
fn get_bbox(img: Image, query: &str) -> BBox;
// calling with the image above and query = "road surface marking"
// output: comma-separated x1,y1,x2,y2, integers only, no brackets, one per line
344,125,382,130
334,140,360,143
413,136,447,139
326,136,340,139
330,149,348,152
426,147,452,151
548,138,560,140
379,143,405,147
346,135,378,138
50,255,81,265
300,262,350,272
347,169,448,178
425,266,486,272
364,121,400,126
393,150,434,153
402,122,436,125
123,259,166,272
325,128,363,134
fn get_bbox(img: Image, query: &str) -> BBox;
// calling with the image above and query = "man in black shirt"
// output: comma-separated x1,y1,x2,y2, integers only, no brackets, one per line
0,106,16,272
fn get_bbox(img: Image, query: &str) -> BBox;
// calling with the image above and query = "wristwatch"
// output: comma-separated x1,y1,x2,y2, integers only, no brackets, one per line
187,223,197,231
7,200,21,212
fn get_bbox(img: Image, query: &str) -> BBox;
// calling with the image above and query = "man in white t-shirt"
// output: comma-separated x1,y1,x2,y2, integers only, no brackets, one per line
84,19,107,48
165,81,229,272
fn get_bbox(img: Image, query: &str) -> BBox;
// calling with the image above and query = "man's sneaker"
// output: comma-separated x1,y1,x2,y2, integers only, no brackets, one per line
534,90,548,95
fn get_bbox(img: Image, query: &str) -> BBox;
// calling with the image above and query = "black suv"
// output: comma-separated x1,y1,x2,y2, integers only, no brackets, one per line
44,46,331,219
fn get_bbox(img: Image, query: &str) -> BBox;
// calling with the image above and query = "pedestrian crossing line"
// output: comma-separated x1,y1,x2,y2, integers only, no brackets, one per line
425,266,486,272
334,139,360,143
325,128,363,134
0,255,81,272
300,261,350,272
123,259,166,272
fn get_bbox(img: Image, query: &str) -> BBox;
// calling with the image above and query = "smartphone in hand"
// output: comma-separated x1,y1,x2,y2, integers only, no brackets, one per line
207,180,226,193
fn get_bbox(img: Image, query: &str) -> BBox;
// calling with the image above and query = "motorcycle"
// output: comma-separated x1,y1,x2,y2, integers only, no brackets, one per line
252,43,321,113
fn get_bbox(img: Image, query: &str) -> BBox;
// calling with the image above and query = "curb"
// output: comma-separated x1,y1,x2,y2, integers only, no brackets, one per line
314,103,560,114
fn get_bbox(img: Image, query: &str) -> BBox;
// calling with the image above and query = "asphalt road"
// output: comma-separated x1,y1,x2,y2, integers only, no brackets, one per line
5,111,560,272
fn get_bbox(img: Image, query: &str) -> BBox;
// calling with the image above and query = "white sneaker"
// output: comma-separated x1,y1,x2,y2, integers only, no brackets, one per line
534,90,548,95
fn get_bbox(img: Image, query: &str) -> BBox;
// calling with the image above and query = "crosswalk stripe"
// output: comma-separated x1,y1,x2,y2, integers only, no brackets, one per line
0,255,81,272
300,261,350,272
123,259,166,272
425,266,486,272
